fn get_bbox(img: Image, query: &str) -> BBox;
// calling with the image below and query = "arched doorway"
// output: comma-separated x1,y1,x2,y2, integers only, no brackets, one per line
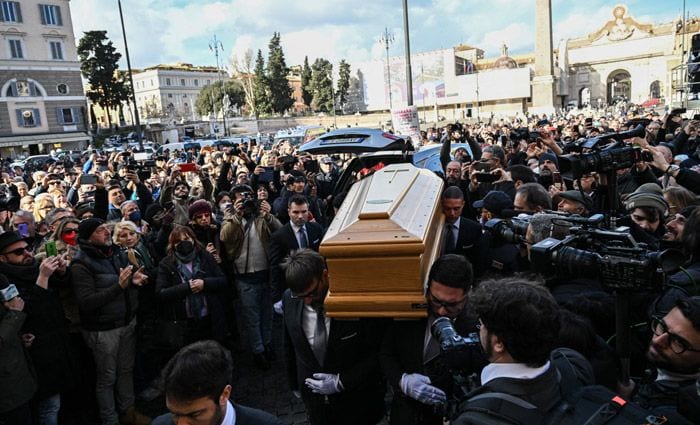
579,87,591,107
649,80,662,99
607,70,631,103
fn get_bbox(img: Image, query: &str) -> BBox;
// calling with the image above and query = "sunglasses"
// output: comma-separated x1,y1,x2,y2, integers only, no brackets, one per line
63,228,78,234
2,245,30,256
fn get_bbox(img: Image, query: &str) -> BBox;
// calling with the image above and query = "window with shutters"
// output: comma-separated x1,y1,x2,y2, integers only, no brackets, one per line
5,80,38,97
166,78,171,86
17,109,39,127
57,107,78,124
8,38,23,59
0,1,22,23
181,78,186,86
194,79,198,87
39,4,62,26
49,41,63,60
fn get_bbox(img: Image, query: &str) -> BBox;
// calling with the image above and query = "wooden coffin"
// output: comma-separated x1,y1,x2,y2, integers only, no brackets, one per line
321,163,444,318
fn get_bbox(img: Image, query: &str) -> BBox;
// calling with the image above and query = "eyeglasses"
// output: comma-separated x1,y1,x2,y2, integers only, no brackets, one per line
2,245,30,256
650,316,700,355
427,290,466,314
290,279,322,299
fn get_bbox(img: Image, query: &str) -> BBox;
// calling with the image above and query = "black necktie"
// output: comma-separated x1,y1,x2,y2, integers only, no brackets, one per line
312,304,327,366
445,224,456,252
298,227,308,248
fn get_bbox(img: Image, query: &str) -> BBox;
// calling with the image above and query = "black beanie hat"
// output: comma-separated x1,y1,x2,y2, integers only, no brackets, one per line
78,218,105,242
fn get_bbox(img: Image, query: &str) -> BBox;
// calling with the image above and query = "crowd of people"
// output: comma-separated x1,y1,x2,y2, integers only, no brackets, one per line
0,105,700,425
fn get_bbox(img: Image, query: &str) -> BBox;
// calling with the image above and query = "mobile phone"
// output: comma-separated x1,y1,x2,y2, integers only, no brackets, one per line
258,166,274,183
17,223,29,238
475,172,498,183
81,174,97,185
0,284,19,302
304,159,320,174
179,163,196,173
474,162,491,172
693,114,700,121
552,171,563,190
45,240,57,257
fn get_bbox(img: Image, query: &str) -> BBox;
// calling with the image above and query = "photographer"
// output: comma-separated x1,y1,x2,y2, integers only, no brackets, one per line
380,255,484,425
220,184,281,370
652,207,700,316
620,182,668,249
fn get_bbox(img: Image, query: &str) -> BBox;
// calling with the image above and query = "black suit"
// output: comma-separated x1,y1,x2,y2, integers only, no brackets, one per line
151,402,287,425
269,222,324,296
379,315,486,425
282,291,386,425
443,217,487,277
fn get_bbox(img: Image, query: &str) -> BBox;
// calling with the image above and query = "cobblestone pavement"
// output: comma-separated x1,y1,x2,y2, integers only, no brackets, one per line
140,313,390,425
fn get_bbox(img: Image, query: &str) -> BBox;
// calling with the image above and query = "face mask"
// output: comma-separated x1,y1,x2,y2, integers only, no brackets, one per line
61,230,77,246
175,240,195,258
128,211,141,223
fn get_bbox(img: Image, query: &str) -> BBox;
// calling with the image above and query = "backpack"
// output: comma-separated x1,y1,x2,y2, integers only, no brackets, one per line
453,349,666,425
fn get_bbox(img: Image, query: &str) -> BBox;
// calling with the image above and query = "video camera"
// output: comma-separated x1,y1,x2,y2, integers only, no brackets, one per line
529,214,684,292
483,216,530,244
559,125,652,179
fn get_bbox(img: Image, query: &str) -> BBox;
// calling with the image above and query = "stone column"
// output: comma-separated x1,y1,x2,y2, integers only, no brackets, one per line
531,0,557,115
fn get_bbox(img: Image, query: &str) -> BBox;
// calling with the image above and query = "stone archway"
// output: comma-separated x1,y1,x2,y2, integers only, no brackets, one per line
649,80,662,99
579,87,591,107
607,70,631,104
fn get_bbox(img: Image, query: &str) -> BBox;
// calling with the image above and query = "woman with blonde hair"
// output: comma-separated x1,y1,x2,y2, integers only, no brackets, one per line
33,193,55,237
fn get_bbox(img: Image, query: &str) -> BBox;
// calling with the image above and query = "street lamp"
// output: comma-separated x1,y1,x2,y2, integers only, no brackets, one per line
379,27,395,110
209,35,227,137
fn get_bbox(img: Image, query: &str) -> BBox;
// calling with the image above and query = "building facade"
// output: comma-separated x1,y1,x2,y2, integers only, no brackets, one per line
0,0,88,157
349,4,700,119
131,63,225,124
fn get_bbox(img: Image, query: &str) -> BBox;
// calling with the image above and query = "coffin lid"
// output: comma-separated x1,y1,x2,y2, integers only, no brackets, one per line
321,163,443,254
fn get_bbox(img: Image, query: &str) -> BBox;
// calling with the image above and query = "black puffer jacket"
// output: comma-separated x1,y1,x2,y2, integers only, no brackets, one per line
71,242,139,331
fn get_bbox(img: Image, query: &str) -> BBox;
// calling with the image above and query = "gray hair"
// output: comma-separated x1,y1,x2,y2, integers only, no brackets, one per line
528,213,572,244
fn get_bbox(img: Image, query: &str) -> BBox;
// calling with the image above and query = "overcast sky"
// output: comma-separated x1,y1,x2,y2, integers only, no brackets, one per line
70,0,689,71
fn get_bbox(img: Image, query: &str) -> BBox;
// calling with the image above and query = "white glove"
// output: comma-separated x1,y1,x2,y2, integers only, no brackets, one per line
305,373,342,395
400,373,447,405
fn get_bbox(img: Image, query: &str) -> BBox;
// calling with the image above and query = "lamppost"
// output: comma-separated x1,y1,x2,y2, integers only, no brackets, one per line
209,35,227,137
379,27,395,111
117,0,142,149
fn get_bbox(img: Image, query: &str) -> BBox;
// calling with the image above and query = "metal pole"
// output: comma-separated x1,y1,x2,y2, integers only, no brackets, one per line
117,0,142,150
475,57,481,122
209,35,227,137
380,28,394,111
403,0,413,106
329,70,337,128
